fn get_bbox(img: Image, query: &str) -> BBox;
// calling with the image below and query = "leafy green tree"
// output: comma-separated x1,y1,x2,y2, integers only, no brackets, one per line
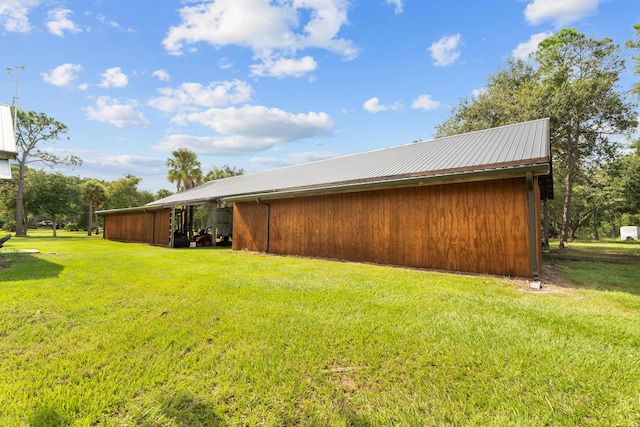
626,20,640,95
24,171,80,237
155,189,173,200
81,180,106,236
435,58,541,137
166,148,203,192
536,29,637,246
607,139,640,216
0,164,20,230
204,164,245,181
13,109,81,236
104,175,154,209
435,29,637,248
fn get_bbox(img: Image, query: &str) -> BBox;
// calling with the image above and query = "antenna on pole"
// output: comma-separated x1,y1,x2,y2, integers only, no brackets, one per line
6,65,25,136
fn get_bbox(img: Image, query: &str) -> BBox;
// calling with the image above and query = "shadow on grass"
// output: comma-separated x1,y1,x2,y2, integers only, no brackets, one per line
28,405,67,427
158,393,225,426
0,253,64,282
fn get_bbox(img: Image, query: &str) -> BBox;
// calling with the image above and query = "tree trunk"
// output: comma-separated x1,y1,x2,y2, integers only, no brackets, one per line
559,170,574,248
560,138,579,248
87,204,93,236
52,213,57,238
15,163,27,237
592,210,600,240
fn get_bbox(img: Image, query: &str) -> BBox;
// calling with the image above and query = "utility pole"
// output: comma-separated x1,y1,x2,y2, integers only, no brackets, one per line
6,65,25,134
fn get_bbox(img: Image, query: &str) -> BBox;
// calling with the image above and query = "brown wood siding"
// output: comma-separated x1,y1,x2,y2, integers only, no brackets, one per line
232,202,267,252
103,209,171,246
233,177,540,277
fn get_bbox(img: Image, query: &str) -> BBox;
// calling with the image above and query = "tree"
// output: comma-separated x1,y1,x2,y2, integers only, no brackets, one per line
435,29,637,248
166,148,203,192
626,20,640,95
608,139,640,215
0,164,20,230
204,164,245,181
24,172,80,237
104,175,154,210
435,58,541,137
536,29,637,247
155,189,173,200
81,180,106,236
13,109,81,236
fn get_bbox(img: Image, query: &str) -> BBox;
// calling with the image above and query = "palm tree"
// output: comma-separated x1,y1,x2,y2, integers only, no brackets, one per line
82,180,106,236
166,148,203,192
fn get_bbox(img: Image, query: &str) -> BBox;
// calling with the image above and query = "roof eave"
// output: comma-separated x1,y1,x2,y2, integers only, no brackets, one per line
96,205,168,215
223,163,551,203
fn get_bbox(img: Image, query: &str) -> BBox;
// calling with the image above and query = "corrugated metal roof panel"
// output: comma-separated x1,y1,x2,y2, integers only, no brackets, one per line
147,118,550,207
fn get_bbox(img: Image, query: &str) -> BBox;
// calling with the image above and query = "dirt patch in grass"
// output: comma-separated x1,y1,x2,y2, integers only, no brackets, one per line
538,263,580,289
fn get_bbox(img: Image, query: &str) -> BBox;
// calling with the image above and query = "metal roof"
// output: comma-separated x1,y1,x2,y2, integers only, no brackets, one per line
147,118,550,208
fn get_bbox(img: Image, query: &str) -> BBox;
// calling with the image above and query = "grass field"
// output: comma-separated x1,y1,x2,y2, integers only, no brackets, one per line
1,231,639,426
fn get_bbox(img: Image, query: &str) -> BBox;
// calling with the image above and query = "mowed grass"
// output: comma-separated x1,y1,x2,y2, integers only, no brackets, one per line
1,231,640,426
545,238,640,294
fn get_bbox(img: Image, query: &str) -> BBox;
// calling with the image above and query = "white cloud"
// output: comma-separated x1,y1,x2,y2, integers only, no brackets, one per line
512,32,553,59
46,8,82,37
154,134,277,156
98,67,128,88
252,150,341,167
524,0,602,27
96,13,132,31
428,34,462,67
148,80,253,113
155,105,334,155
41,63,85,88
411,95,441,111
219,58,233,70
177,105,334,141
162,0,357,78
386,0,404,14
152,69,171,81
51,147,164,177
250,56,318,78
93,154,161,168
0,0,40,33
85,96,150,128
363,97,386,113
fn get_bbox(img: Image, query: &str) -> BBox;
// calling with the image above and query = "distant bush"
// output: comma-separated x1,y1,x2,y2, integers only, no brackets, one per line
65,223,79,231
2,221,16,232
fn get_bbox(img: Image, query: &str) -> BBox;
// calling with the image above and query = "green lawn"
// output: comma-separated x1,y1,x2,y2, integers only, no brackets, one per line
1,231,640,426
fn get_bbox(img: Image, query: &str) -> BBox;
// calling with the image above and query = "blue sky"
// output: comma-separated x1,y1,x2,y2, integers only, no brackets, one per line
1,0,639,193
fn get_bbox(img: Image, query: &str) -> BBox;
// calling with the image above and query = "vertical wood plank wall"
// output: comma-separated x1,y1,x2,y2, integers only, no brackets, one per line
233,177,540,277
103,209,171,246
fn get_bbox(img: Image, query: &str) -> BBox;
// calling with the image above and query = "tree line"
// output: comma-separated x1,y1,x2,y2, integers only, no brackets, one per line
0,109,243,236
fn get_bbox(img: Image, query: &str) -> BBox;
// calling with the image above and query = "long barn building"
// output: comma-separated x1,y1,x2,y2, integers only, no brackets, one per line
100,119,552,278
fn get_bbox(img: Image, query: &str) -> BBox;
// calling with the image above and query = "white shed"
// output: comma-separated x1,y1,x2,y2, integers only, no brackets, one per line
620,226,639,241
